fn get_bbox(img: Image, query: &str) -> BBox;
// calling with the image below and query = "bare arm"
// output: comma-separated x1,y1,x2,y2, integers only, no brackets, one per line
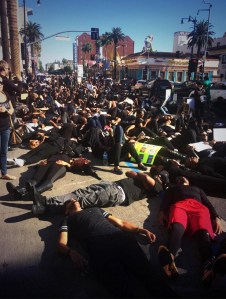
107,215,156,243
125,171,156,191
125,124,135,135
57,229,88,270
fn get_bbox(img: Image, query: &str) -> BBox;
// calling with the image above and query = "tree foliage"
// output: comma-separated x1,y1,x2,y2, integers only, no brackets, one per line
187,19,215,58
102,27,125,79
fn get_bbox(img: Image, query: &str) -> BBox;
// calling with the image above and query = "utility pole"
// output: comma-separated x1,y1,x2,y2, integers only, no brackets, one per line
181,16,197,80
197,2,212,80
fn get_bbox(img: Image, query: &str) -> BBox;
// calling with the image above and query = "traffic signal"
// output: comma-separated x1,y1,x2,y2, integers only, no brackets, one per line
188,59,197,73
91,28,99,40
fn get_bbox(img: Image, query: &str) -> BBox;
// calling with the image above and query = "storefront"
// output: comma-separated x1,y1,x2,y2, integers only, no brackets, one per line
122,51,219,82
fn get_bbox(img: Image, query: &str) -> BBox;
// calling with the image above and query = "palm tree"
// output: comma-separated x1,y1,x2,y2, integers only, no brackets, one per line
20,21,44,75
7,0,21,78
0,0,10,63
187,20,214,77
82,43,93,76
101,32,111,59
95,39,102,57
106,27,125,79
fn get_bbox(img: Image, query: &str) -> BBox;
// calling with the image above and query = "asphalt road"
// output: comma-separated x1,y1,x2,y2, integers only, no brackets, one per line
0,146,226,298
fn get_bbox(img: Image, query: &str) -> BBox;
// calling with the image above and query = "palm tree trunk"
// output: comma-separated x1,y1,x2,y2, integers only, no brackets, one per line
7,0,21,79
113,44,117,80
0,0,10,63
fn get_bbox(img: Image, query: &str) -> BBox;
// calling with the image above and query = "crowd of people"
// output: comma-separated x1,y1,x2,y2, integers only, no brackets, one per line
1,58,226,297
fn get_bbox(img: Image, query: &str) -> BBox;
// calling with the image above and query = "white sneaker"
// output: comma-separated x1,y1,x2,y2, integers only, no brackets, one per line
7,158,17,166
13,158,25,167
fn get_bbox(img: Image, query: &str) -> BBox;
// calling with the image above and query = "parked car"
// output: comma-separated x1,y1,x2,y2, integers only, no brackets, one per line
210,82,226,102
147,79,172,101
119,79,133,93
173,80,197,100
134,80,147,94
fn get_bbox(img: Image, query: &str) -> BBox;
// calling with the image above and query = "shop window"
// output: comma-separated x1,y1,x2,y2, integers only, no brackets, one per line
177,72,182,82
222,55,226,65
160,71,165,79
168,72,174,81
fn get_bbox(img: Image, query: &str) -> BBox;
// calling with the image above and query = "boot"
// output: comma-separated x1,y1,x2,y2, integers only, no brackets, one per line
6,182,27,200
36,181,53,193
26,184,47,216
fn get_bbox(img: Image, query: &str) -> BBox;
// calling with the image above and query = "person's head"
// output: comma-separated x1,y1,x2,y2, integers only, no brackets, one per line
0,60,10,76
64,198,82,216
29,139,41,149
150,166,169,189
175,176,189,185
184,156,199,168
195,81,203,90
199,131,208,142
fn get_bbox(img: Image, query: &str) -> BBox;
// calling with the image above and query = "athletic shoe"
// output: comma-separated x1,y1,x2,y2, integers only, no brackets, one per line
138,163,147,171
13,158,25,167
113,168,123,175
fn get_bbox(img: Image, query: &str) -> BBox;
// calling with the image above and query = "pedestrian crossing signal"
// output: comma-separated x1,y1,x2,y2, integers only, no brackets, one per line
91,28,99,40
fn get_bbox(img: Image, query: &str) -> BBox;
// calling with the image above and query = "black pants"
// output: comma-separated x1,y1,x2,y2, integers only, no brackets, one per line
169,222,212,263
129,127,158,138
32,163,66,187
168,166,226,198
110,141,142,166
88,232,177,298
19,142,60,165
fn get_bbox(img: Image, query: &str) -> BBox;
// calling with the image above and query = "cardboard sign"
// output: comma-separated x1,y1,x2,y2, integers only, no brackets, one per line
213,128,226,142
188,141,212,152
21,93,28,100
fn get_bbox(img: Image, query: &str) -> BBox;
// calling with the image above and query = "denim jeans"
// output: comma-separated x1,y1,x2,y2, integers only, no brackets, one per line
0,128,10,175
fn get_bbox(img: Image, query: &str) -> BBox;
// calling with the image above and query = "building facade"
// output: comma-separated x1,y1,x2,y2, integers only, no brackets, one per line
122,51,219,82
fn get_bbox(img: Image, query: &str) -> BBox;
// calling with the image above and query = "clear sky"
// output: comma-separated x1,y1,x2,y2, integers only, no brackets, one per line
22,0,226,66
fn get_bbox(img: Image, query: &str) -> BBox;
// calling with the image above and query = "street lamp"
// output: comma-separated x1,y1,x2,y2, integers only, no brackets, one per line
181,15,197,80
197,1,212,79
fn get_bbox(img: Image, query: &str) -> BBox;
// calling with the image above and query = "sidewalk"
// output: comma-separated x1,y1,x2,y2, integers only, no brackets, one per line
0,146,226,298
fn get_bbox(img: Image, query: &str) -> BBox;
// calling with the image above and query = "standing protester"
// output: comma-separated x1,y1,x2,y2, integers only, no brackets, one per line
0,77,16,180
203,75,212,109
0,60,23,120
189,81,205,125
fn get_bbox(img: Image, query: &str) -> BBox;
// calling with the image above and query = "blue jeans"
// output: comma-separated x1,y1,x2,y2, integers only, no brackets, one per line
0,128,10,175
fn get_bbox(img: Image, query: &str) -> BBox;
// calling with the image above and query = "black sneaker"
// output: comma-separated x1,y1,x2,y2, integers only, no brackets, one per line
138,164,147,171
113,168,123,175
6,182,24,200
6,182,16,194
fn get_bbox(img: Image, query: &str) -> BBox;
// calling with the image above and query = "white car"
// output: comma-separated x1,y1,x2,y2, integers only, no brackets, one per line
210,82,226,102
